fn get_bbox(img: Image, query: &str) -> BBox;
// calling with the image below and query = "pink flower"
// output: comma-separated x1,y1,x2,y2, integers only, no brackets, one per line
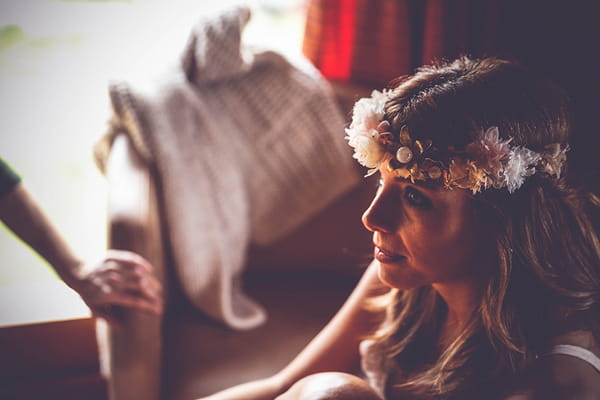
466,127,511,183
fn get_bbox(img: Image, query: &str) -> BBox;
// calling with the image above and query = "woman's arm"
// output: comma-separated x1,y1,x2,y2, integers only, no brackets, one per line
200,260,388,400
0,182,162,324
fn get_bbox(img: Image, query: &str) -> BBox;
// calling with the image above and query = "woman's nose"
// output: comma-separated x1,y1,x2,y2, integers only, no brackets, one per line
362,190,395,233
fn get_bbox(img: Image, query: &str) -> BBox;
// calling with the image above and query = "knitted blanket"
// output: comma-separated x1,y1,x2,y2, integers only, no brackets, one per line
94,6,360,330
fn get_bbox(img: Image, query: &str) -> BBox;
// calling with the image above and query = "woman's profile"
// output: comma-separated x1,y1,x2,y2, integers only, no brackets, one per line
199,56,600,400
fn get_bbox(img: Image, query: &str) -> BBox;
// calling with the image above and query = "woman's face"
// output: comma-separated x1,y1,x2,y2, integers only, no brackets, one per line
362,164,487,290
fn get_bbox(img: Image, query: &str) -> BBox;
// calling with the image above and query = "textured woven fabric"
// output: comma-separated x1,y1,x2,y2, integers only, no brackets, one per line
95,6,360,330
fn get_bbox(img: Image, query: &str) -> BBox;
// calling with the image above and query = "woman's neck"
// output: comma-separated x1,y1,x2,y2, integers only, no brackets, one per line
433,278,483,349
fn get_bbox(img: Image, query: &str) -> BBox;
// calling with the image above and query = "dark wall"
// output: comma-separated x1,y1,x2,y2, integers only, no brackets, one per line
490,1,600,188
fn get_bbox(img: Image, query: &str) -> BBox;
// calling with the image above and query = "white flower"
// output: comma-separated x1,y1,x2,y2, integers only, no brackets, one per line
503,146,541,192
345,90,390,173
349,90,388,130
345,126,387,171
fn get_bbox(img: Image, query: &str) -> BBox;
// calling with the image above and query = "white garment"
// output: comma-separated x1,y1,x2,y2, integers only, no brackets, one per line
360,340,600,399
548,344,600,373
359,339,388,398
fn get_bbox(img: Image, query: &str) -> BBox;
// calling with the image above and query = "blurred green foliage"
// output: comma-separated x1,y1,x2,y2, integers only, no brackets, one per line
0,25,25,53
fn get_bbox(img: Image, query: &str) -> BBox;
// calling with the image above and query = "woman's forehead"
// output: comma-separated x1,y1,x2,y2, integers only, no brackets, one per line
380,167,472,201
379,166,441,191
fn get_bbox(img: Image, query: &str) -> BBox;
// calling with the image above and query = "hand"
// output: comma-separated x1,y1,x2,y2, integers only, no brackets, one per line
73,249,163,326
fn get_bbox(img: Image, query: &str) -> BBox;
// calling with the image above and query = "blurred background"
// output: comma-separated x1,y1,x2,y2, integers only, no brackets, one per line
1,0,599,308
0,0,307,292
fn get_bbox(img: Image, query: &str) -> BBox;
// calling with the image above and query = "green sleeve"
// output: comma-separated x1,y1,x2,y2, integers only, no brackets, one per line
0,157,22,197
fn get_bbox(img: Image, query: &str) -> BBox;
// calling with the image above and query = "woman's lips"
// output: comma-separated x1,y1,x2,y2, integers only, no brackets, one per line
374,246,406,263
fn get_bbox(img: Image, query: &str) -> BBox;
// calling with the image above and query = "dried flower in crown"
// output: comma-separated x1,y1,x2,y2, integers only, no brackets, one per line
344,90,390,175
345,90,569,194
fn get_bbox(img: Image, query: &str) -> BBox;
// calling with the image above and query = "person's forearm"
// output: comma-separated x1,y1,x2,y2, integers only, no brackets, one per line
0,183,84,288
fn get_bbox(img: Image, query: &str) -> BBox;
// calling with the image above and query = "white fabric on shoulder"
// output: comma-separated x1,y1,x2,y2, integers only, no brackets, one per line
548,344,600,373
359,339,388,398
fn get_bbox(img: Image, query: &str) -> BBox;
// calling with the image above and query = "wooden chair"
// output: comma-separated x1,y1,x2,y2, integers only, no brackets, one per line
99,122,375,399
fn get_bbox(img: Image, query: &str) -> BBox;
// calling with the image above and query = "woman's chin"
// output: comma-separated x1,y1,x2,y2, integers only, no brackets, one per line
377,260,424,290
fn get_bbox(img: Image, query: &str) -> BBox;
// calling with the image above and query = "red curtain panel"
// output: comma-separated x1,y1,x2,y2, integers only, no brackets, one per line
303,0,413,86
302,0,502,87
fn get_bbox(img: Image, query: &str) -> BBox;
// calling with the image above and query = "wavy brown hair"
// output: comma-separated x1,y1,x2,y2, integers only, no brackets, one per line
367,56,600,399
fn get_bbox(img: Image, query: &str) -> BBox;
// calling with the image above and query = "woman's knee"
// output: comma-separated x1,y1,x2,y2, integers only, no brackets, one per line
277,372,382,400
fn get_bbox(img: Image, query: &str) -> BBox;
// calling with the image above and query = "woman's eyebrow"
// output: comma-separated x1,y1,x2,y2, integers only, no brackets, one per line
392,176,441,192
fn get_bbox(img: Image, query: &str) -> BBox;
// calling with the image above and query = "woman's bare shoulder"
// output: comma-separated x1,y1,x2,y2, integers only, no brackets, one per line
504,331,600,400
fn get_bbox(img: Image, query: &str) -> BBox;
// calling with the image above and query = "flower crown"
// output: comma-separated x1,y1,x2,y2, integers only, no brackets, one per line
345,90,568,194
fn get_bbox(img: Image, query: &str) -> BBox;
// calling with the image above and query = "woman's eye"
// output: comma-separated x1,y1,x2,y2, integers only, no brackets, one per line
404,187,430,208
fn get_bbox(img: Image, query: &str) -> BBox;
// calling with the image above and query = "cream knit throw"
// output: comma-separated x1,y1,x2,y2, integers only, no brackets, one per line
94,6,360,330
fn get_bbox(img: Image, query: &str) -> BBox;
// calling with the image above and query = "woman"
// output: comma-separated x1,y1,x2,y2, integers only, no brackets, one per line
200,56,600,399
